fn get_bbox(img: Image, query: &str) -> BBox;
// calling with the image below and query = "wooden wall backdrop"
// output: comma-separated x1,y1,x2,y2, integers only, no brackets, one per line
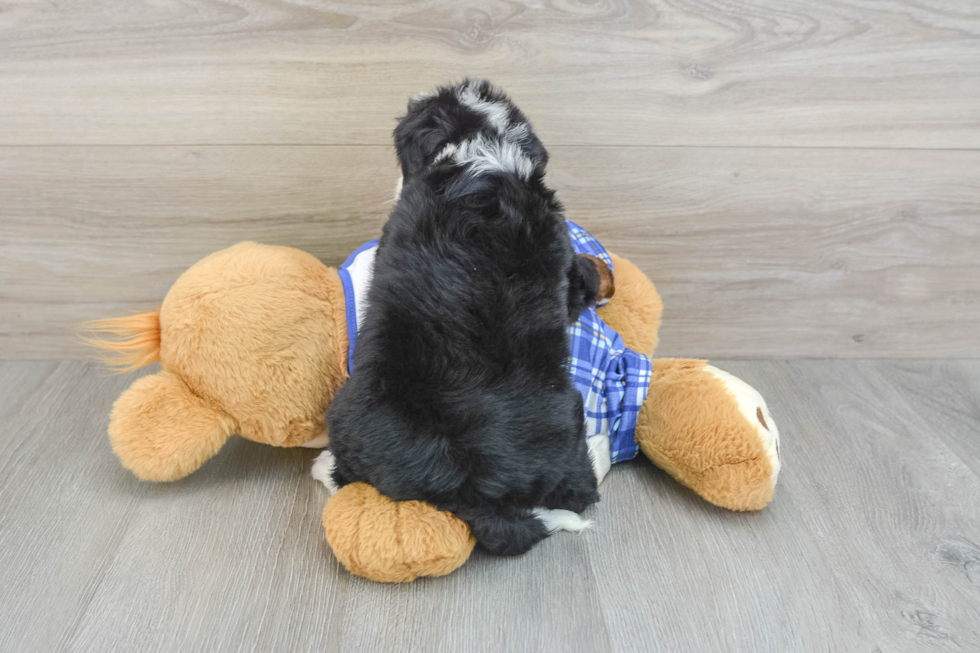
1,0,978,359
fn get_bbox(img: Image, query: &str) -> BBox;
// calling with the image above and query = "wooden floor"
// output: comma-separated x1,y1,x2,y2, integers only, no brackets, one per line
2,0,979,359
1,359,978,652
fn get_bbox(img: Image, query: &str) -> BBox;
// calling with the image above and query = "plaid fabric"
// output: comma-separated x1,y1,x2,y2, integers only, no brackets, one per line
566,222,653,464
341,220,652,464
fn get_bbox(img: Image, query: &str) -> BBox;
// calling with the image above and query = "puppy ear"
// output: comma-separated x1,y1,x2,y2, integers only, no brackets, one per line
393,92,466,178
567,255,615,322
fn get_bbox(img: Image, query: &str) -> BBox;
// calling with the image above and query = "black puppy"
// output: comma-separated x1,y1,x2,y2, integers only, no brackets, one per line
320,80,602,556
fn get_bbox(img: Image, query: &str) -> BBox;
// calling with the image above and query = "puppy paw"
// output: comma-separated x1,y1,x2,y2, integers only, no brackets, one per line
311,450,339,495
586,434,611,485
532,508,594,534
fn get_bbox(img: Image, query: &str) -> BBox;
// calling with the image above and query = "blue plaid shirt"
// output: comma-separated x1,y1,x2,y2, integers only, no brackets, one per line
565,221,652,463
339,221,652,465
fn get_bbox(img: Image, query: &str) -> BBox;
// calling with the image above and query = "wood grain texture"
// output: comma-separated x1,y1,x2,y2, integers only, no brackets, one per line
0,0,978,147
2,360,979,652
2,145,978,359
718,360,980,652
866,360,980,481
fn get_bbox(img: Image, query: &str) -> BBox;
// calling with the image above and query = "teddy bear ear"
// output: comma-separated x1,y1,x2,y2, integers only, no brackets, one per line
108,371,237,482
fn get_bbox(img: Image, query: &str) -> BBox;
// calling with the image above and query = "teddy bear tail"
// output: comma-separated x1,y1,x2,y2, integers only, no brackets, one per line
109,371,237,482
81,310,161,373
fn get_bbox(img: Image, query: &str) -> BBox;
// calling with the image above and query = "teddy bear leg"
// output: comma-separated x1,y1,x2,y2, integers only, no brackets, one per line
635,359,781,511
312,452,475,582
109,371,237,482
322,483,476,583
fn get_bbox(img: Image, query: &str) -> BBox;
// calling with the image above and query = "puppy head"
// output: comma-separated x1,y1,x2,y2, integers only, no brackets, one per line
393,79,549,182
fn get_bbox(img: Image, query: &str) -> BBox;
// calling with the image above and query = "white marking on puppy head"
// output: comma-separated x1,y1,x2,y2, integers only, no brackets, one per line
442,134,536,179
433,142,458,165
532,508,594,533
411,89,437,103
504,121,530,144
311,450,339,495
457,81,511,132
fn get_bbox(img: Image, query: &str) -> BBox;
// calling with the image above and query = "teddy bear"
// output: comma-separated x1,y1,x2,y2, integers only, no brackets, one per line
87,229,780,583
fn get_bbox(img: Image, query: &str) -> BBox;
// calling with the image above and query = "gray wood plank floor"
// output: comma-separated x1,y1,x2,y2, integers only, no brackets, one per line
1,360,978,652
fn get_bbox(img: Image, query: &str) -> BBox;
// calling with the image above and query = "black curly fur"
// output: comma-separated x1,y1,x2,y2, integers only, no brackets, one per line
327,80,600,556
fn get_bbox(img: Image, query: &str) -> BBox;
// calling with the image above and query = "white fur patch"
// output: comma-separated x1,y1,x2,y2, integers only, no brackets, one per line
532,508,594,533
411,89,436,103
436,135,535,180
504,122,530,144
586,434,611,485
457,81,511,132
705,365,781,485
311,450,339,495
394,174,403,201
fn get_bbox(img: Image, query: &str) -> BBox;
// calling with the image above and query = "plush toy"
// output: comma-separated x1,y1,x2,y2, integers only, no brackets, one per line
87,232,780,583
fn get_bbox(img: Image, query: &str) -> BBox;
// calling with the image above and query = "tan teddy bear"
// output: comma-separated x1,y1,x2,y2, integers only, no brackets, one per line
87,238,780,582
